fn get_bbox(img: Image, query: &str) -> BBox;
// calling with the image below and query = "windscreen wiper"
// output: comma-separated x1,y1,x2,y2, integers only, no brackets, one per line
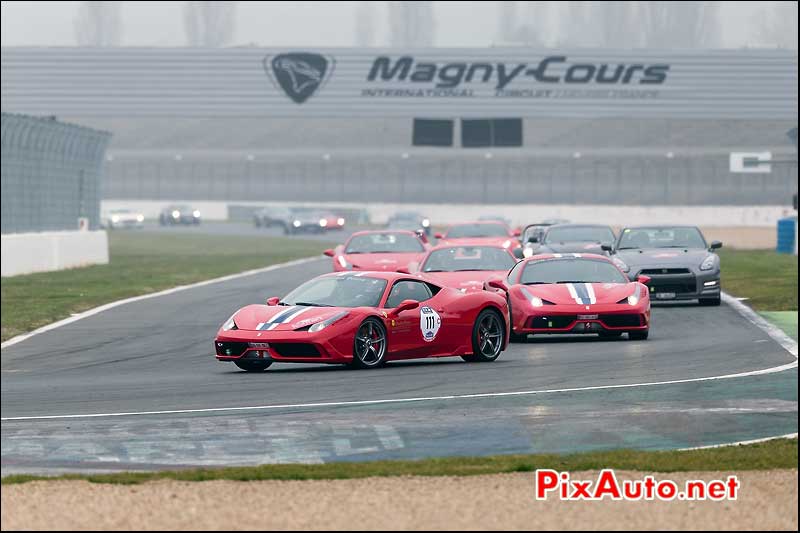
292,302,335,307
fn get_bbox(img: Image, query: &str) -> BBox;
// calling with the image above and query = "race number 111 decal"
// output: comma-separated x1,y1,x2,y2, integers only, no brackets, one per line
420,306,441,342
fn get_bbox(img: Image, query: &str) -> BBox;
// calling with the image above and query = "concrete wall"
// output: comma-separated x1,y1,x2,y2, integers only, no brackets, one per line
102,199,794,228
1,231,109,277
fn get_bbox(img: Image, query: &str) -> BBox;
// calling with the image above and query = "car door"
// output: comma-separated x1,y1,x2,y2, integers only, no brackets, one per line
383,280,442,357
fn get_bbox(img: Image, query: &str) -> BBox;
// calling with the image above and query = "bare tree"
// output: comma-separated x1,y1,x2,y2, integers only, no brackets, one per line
183,1,237,47
639,1,720,49
557,1,599,47
754,1,798,49
496,1,518,43
388,1,436,47
595,1,640,48
74,1,122,47
355,1,376,47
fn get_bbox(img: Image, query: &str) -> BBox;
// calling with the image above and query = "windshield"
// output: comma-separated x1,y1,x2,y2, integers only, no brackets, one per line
445,223,509,239
618,227,707,250
422,246,515,272
544,226,614,244
281,275,387,308
345,233,424,253
520,259,628,285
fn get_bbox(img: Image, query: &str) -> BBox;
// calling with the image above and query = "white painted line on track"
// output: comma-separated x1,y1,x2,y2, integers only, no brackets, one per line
0,256,323,350
3,357,796,421
680,432,797,451
720,291,797,358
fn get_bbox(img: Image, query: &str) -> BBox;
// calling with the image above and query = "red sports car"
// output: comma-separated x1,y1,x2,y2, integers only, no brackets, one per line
215,271,510,371
486,253,651,342
412,242,518,293
435,221,522,253
325,230,430,272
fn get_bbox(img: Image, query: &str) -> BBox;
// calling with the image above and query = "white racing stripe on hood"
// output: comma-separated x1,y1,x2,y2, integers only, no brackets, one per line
266,306,310,330
584,283,597,304
565,283,583,305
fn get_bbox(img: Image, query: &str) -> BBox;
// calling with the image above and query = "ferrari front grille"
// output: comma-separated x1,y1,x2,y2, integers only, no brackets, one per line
269,343,321,357
600,314,642,328
529,316,576,329
215,341,248,357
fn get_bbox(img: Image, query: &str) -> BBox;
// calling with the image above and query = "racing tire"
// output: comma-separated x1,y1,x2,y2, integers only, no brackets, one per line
463,309,505,363
628,330,649,341
350,318,387,369
599,331,623,339
699,296,721,306
234,360,272,372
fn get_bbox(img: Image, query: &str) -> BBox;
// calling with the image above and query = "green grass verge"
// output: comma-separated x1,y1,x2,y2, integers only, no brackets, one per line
719,249,798,311
1,231,327,342
2,438,795,485
760,311,799,342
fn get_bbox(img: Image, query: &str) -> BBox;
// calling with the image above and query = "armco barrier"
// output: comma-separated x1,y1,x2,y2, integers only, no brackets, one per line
1,231,109,277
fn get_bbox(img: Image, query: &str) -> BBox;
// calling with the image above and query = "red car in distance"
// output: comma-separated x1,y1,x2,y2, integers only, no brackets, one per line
214,271,510,371
435,221,522,254
408,242,518,293
325,230,430,272
486,253,651,342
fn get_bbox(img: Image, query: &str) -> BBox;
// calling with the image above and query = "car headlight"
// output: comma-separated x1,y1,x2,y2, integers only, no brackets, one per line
319,218,328,227
529,295,544,307
337,217,345,226
523,247,533,258
136,214,144,222
613,257,630,273
193,210,201,218
222,315,238,331
421,218,430,228
308,311,349,332
627,292,640,306
337,255,352,270
700,255,717,271
293,220,302,227
172,210,180,219
111,215,120,223
502,239,512,248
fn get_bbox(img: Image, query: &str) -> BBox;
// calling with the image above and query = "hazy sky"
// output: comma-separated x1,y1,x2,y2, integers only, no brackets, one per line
0,1,789,48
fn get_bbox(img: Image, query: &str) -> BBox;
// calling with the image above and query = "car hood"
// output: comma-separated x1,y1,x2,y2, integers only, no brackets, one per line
615,248,711,269
109,212,142,221
231,305,350,331
343,252,424,270
439,237,516,248
423,270,508,292
520,282,637,305
540,242,607,254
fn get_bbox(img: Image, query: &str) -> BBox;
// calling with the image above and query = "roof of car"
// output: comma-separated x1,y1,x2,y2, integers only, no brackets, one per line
318,271,417,281
546,223,612,229
525,253,612,262
620,224,701,230
348,229,419,238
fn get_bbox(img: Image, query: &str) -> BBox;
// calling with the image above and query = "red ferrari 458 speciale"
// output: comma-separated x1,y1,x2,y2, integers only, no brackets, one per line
486,253,651,342
325,230,430,272
411,241,518,293
215,271,510,371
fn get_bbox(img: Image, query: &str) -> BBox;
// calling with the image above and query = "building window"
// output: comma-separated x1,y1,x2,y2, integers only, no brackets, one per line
461,118,523,147
412,118,454,147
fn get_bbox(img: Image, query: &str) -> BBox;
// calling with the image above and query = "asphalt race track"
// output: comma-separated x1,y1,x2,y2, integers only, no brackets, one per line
1,257,797,475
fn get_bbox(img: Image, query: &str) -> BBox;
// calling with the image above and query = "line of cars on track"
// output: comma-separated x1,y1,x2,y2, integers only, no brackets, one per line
215,218,723,372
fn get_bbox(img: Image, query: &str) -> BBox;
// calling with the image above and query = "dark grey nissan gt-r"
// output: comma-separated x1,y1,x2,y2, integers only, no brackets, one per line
606,225,722,306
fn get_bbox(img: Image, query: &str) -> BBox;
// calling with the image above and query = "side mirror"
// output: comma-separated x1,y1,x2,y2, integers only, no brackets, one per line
323,249,335,257
389,299,419,317
636,275,651,285
266,296,281,306
396,267,411,274
414,229,429,243
513,229,521,237
710,240,722,250
486,277,509,292
601,243,614,253
512,248,524,259
434,232,444,239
